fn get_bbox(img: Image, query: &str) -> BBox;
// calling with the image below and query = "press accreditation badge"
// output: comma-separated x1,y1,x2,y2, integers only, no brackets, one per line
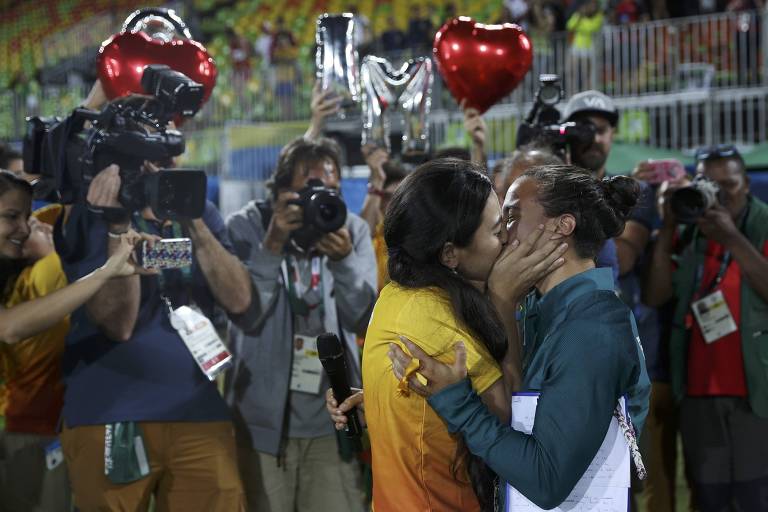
290,334,323,394
691,290,738,343
170,305,233,380
45,439,63,470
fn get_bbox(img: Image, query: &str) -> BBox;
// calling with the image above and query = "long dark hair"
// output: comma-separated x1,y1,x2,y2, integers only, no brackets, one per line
384,158,506,511
0,170,33,300
523,165,640,259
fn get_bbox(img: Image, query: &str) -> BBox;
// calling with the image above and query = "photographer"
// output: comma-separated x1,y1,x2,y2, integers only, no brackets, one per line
645,145,768,512
54,155,252,509
225,136,377,512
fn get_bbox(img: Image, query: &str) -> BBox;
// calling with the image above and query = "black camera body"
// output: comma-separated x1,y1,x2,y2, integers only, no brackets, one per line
23,66,207,220
516,74,596,159
670,176,722,224
289,179,348,252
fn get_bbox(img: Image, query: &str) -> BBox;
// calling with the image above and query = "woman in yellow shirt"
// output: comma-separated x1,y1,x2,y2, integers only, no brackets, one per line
0,170,150,510
362,159,566,511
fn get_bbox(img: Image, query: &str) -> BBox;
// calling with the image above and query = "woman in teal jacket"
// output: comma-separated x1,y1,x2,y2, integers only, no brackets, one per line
391,166,651,509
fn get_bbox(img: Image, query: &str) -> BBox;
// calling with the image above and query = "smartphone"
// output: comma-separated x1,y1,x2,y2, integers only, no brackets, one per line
646,159,686,185
142,238,193,269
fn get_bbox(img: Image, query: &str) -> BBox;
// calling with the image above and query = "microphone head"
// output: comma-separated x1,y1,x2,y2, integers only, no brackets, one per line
316,332,343,361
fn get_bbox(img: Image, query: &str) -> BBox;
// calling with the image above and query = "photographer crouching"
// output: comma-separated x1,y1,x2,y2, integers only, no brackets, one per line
225,137,377,511
645,145,768,512
48,84,252,509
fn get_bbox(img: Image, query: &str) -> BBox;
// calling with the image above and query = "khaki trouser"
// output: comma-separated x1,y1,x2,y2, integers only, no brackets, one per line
237,433,366,512
60,421,244,512
641,382,680,512
0,431,71,512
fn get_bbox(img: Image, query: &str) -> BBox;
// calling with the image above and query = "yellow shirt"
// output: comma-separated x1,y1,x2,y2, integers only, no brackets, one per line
567,13,604,50
0,251,68,434
372,221,388,292
362,284,502,512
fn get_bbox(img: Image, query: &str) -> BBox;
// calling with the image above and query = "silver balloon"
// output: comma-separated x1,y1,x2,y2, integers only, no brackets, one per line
315,14,360,116
122,8,192,41
361,56,433,156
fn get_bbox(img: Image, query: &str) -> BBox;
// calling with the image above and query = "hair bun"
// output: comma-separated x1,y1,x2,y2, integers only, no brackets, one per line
601,176,640,221
597,176,640,238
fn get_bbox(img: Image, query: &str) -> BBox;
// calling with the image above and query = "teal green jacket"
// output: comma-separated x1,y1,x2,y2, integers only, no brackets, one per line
669,195,768,417
428,268,650,509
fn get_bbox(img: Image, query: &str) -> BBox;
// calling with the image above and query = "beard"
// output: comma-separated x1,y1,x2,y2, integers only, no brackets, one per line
572,145,608,176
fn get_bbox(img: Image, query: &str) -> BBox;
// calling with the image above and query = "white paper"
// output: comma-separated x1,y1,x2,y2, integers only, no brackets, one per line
506,394,630,512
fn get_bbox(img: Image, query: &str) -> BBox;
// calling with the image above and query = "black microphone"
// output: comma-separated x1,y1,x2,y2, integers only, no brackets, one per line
317,332,362,439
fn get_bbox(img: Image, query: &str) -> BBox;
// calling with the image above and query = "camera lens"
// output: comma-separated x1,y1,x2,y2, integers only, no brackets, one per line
318,202,339,222
539,85,561,106
670,187,706,224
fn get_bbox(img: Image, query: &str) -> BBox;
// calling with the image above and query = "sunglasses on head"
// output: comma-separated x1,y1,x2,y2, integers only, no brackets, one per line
695,144,740,161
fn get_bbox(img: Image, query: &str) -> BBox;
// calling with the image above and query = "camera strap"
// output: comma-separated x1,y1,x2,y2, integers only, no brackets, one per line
283,255,324,318
691,202,750,300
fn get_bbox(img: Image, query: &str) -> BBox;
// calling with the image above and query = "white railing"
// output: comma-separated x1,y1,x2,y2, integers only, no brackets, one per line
1,10,767,154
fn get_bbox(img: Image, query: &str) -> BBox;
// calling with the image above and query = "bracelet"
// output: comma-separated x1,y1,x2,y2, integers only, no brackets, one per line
367,183,385,197
107,230,128,239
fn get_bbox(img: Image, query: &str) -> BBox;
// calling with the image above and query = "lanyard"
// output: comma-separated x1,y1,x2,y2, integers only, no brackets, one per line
691,202,749,300
134,217,193,294
693,250,732,300
282,254,324,318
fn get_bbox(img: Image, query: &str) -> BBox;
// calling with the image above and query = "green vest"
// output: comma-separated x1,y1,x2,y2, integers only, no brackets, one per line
669,196,768,417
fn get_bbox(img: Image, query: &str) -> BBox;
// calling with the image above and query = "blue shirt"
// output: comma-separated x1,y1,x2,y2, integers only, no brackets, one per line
596,238,619,282
617,181,667,381
55,202,232,427
428,268,650,509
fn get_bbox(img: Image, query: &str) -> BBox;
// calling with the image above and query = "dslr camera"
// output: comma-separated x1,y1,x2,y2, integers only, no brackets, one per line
516,74,595,159
289,179,347,252
23,64,208,220
669,176,722,224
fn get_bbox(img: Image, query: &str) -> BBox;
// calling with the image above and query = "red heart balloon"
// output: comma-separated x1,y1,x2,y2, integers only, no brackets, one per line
97,31,217,106
433,17,533,114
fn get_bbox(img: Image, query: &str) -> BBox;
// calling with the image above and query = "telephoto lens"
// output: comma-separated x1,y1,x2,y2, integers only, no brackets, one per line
670,176,721,224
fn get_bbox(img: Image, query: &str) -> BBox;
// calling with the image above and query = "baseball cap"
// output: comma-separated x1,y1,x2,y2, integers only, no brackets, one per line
694,144,741,162
563,90,619,127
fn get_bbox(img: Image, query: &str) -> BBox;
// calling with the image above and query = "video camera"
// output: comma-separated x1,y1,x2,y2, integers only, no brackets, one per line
516,74,595,160
23,65,208,220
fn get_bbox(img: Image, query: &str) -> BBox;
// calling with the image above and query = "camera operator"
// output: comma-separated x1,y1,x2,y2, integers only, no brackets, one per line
225,136,377,512
563,90,636,280
645,145,768,512
53,113,252,508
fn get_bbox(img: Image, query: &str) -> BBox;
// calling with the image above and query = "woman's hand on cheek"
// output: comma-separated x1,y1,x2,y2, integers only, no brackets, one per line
488,224,568,304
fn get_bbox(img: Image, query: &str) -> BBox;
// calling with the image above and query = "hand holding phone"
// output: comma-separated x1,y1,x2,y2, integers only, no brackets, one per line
142,238,193,269
635,159,687,185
